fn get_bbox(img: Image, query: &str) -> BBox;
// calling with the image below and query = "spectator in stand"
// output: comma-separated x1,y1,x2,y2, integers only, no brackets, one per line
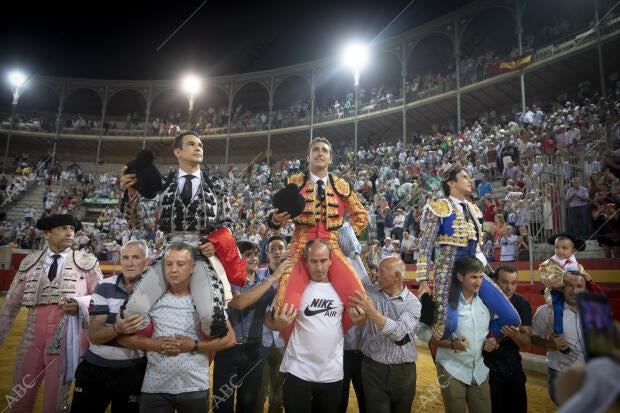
565,177,591,239
591,201,620,258
365,240,381,270
383,207,394,241
390,239,401,258
380,237,395,259
517,226,530,261
481,196,497,234
477,175,493,198
482,231,494,262
588,172,603,198
24,203,36,223
391,208,405,241
375,207,386,246
497,226,519,262
400,231,416,264
493,213,507,243
502,160,519,186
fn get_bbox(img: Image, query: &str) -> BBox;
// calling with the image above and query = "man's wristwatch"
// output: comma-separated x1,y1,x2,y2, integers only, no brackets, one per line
192,340,199,354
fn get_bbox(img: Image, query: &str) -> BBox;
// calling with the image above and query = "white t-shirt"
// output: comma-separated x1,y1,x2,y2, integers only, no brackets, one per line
280,281,344,383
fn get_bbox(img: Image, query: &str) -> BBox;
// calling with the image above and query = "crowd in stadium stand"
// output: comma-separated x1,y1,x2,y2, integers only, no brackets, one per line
2,77,619,264
2,43,547,138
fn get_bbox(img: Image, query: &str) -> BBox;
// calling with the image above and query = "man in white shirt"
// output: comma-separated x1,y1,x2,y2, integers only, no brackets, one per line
266,239,351,413
392,208,405,241
531,273,587,404
23,203,36,223
400,231,417,264
498,226,519,261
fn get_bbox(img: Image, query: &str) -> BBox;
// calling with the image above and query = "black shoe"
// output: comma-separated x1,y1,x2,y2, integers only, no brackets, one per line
420,293,436,326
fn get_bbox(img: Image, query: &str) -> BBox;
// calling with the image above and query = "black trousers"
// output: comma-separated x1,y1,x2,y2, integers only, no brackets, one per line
339,350,366,413
489,369,527,413
283,373,342,413
71,358,147,413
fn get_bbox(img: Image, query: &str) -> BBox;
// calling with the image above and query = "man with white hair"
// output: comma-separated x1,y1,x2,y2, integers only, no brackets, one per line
71,240,151,412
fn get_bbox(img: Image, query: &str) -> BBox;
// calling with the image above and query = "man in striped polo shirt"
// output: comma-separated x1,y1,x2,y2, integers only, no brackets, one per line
70,240,150,412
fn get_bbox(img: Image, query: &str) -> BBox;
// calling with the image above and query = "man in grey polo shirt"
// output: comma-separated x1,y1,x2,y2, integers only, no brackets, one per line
349,256,421,413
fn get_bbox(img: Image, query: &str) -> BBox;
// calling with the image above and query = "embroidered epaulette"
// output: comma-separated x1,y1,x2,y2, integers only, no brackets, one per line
469,202,483,219
425,199,452,218
73,250,99,271
18,250,46,272
204,172,225,194
288,173,306,188
330,175,351,198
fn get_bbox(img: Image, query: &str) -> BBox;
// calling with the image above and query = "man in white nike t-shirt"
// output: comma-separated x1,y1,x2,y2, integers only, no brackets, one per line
266,239,351,413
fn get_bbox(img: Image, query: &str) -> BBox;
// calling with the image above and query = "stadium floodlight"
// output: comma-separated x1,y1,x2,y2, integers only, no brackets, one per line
181,74,202,130
343,43,369,163
3,70,28,174
8,71,26,91
343,43,368,86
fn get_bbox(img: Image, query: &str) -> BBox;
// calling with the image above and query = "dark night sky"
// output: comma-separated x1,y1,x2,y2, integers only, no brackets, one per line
0,0,475,81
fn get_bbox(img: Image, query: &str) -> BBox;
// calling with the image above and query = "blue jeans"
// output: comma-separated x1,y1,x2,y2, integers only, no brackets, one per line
213,343,264,413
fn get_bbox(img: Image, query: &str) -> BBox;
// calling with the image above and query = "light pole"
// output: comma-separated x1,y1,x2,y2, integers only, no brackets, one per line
3,70,26,175
343,44,368,164
181,74,202,131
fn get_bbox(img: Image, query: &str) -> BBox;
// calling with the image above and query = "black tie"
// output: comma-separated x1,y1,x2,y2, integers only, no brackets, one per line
316,180,325,202
48,254,61,282
460,202,470,222
181,175,194,205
